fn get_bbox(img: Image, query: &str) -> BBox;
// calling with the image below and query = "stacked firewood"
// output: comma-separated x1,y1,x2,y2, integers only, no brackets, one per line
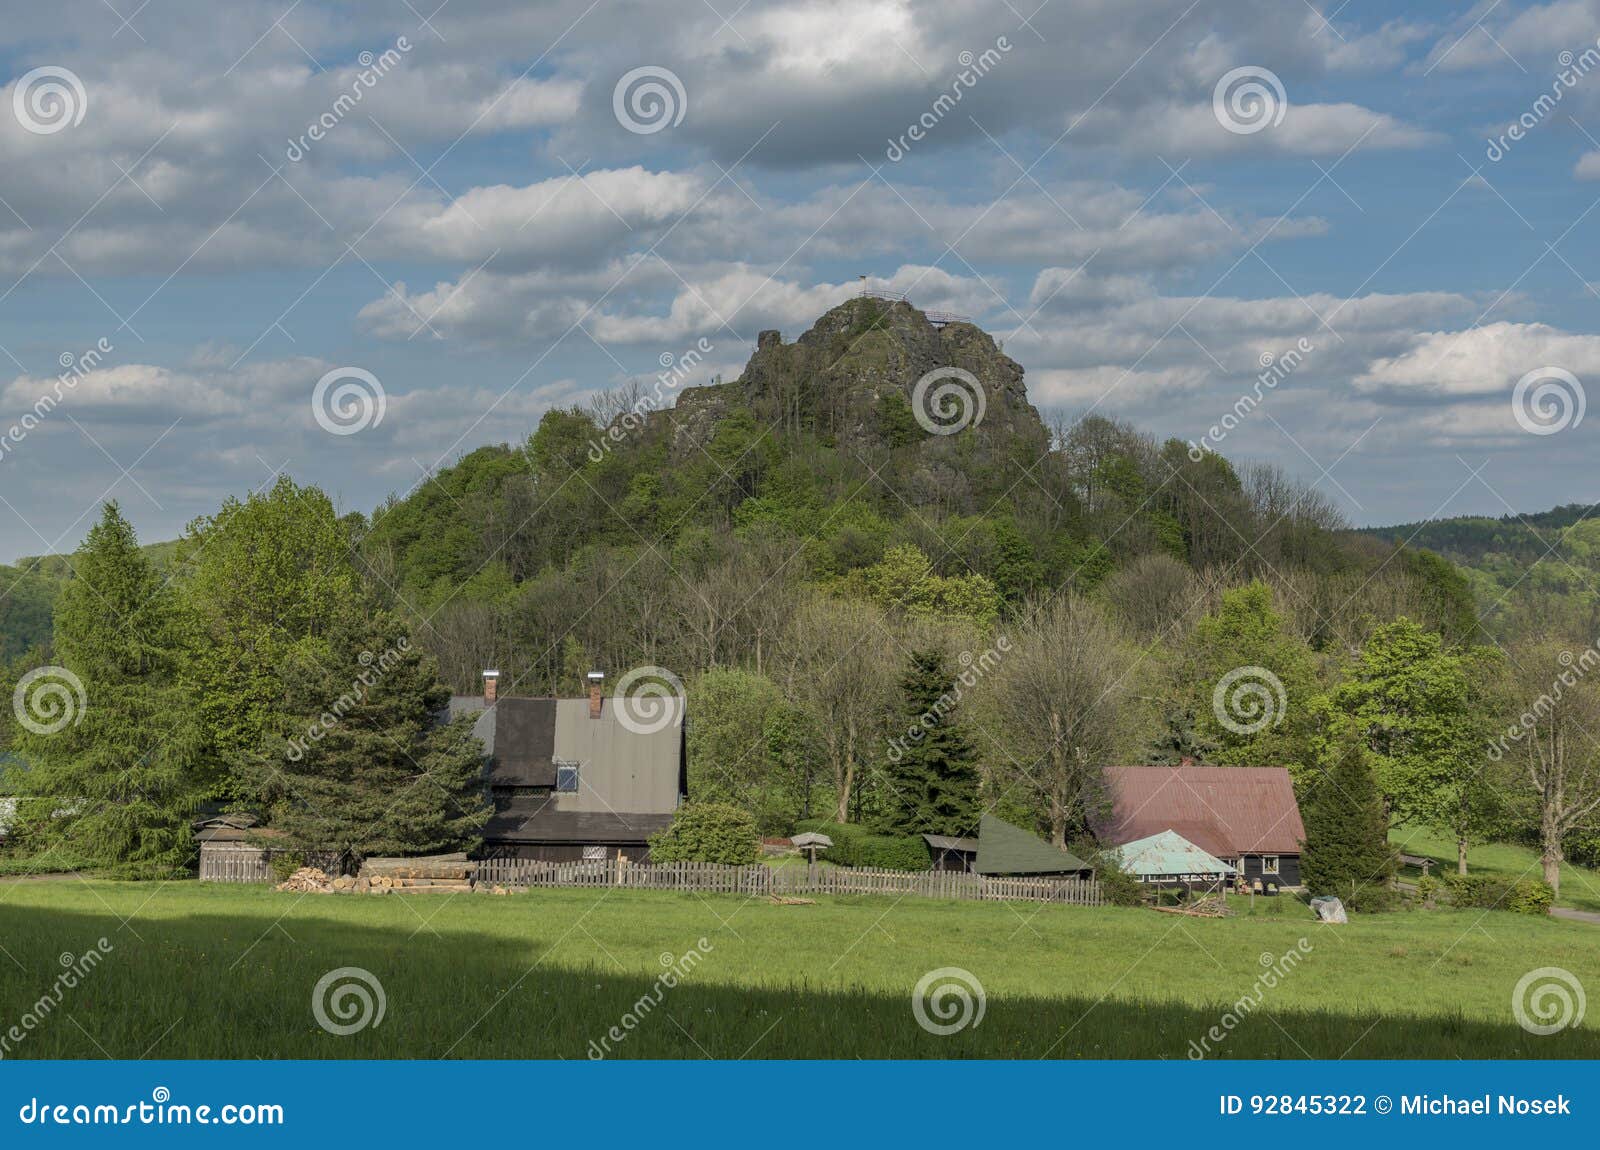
359,853,476,893
276,866,336,893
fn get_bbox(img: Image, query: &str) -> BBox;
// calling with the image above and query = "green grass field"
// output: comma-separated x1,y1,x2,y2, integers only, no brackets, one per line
1,879,1595,1059
1390,825,1600,913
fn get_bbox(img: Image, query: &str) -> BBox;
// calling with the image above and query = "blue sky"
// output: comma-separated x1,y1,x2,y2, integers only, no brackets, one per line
1,0,1599,561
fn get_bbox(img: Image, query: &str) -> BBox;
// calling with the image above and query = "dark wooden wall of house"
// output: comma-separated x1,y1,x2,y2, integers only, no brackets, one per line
1237,853,1301,887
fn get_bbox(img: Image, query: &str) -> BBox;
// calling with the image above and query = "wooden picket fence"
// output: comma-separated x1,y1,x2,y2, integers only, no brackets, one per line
474,857,1103,906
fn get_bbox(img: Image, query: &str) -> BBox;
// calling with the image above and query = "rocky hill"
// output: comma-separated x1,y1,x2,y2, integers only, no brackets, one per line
665,296,1048,467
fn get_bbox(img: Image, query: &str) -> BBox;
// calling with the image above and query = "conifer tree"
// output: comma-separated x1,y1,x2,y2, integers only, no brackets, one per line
13,503,203,877
882,650,980,836
1299,741,1395,909
233,607,491,861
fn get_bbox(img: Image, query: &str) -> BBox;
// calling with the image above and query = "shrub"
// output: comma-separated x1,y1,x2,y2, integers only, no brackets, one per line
648,803,759,865
1442,873,1554,915
1507,878,1555,916
1415,874,1440,904
1069,837,1144,907
792,820,930,871
268,851,306,882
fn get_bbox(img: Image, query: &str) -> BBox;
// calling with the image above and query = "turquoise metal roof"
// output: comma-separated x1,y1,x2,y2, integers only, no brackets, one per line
1112,829,1235,877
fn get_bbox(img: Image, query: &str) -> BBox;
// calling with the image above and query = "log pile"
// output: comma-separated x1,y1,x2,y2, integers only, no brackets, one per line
276,866,336,893
359,853,476,893
274,854,480,894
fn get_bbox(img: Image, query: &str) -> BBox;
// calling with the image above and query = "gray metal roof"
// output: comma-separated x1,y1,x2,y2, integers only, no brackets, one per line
453,693,686,837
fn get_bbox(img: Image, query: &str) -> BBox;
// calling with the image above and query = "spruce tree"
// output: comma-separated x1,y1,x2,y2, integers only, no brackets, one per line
233,607,491,861
1299,741,1396,909
883,650,981,836
13,503,203,877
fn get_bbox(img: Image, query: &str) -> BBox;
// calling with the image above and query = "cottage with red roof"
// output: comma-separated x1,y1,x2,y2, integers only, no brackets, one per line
1090,765,1306,891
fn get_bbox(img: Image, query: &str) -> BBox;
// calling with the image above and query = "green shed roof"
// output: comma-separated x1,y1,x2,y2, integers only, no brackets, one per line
1112,829,1234,877
975,814,1091,875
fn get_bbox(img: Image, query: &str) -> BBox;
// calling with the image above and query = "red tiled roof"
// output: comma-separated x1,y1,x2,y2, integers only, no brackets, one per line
1091,766,1306,857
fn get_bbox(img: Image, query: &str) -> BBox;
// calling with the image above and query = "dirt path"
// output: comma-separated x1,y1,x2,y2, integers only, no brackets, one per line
1552,907,1600,925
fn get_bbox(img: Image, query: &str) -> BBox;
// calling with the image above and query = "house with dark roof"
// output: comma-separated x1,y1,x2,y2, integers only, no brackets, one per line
452,670,687,863
1090,765,1305,891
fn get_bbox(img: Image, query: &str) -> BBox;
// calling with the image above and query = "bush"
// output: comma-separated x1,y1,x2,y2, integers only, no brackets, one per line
648,803,759,864
1442,873,1554,915
1508,878,1555,915
1415,874,1440,904
1069,837,1144,907
269,851,306,882
793,820,930,871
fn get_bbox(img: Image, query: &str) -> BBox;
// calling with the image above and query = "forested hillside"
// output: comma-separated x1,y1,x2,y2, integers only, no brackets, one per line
1362,504,1600,641
6,298,1594,888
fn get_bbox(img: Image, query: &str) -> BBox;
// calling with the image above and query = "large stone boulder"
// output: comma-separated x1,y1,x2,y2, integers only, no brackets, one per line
1310,895,1347,924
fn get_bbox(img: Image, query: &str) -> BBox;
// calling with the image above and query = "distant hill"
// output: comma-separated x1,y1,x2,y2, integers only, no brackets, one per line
1360,504,1600,638
0,539,183,664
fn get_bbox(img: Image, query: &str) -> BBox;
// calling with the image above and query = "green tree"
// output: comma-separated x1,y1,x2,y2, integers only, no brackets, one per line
233,608,490,861
1299,741,1395,909
881,650,981,836
12,503,204,877
685,667,786,830
1321,619,1497,868
181,475,360,798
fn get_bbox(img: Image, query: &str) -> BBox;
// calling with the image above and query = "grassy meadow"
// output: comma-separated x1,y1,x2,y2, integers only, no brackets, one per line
1,879,1595,1060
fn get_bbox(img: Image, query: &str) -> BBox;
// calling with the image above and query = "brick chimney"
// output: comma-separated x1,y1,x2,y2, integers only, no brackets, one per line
482,670,499,706
587,670,605,719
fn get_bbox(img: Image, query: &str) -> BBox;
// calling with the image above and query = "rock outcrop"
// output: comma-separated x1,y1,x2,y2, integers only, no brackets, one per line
659,297,1048,500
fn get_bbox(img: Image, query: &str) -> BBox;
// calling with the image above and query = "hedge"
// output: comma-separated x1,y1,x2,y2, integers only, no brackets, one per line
1443,872,1553,915
792,820,930,871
